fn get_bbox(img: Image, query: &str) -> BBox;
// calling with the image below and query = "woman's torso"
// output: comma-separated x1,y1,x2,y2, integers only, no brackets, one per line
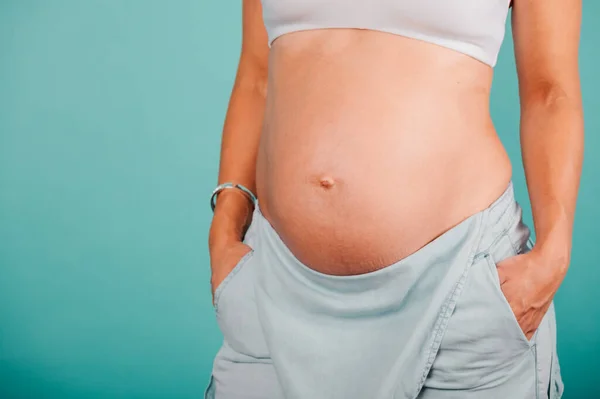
255,29,512,275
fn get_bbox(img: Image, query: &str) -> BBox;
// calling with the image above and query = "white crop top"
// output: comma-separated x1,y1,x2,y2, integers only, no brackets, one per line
261,0,512,67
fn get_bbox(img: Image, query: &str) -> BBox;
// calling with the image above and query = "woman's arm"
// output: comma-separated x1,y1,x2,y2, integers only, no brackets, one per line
513,0,583,274
209,0,268,252
209,1,269,300
497,0,583,338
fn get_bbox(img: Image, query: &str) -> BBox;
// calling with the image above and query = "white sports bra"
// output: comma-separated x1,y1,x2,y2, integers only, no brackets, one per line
261,0,512,67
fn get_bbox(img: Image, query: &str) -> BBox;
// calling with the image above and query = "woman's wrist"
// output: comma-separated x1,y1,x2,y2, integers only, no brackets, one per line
211,182,257,212
531,225,572,278
209,189,254,252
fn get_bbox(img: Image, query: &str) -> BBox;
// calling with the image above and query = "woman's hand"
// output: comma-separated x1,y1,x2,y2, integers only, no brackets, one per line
496,249,568,339
210,240,253,306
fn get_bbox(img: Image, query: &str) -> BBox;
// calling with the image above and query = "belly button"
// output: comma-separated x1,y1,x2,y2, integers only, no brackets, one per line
319,177,335,189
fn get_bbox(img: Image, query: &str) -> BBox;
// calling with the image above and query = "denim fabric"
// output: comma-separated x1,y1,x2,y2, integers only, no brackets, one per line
205,182,563,399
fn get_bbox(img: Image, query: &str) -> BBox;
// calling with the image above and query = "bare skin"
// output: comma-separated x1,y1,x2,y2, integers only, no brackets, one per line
255,29,510,275
496,0,583,339
209,0,583,340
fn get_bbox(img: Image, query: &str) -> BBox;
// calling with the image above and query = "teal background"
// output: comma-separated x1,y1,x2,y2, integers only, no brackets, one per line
0,1,597,398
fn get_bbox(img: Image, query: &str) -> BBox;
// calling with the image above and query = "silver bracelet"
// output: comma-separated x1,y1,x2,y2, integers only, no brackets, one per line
210,182,257,212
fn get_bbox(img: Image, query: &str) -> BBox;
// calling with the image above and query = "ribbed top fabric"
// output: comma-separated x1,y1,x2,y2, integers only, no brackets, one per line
261,0,511,67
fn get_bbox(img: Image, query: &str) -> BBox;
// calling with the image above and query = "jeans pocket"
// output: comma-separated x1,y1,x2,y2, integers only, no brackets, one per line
485,245,535,347
213,249,255,312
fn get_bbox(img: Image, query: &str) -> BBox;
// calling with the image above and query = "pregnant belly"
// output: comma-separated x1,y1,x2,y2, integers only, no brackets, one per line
256,135,511,276
254,32,512,275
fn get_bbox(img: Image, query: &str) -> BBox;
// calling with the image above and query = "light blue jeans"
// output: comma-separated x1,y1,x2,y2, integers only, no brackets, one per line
205,182,564,399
